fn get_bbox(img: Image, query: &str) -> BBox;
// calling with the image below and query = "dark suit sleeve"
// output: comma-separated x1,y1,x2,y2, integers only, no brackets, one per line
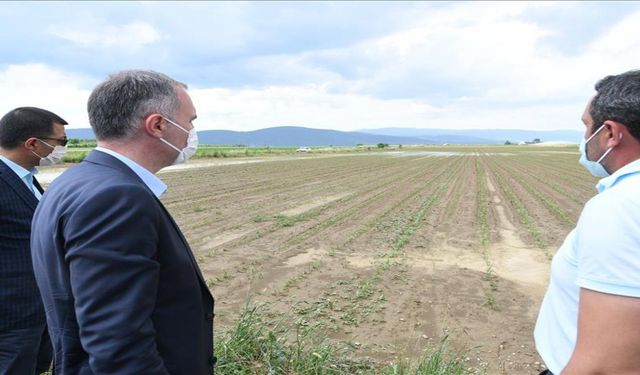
63,183,170,374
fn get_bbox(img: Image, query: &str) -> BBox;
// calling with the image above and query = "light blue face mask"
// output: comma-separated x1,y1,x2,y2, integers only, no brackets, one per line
578,124,614,178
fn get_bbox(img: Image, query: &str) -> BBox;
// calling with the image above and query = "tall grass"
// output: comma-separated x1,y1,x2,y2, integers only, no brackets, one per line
384,341,473,375
215,304,479,375
215,304,371,374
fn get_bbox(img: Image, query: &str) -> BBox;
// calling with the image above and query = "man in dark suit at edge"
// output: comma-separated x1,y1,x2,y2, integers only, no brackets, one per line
0,107,68,374
31,70,215,374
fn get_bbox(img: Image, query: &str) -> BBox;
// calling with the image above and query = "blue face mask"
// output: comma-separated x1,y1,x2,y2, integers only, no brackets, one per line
579,125,613,178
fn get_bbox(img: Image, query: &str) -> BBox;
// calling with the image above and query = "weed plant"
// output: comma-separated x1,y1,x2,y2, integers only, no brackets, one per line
215,304,479,375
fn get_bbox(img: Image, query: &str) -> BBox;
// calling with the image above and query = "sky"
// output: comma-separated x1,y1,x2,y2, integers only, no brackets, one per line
1,1,639,132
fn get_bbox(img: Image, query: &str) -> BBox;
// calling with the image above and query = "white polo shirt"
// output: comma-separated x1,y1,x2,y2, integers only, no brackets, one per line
535,159,640,374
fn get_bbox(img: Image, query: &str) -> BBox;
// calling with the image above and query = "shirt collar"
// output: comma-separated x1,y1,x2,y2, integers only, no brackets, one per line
94,147,167,197
0,154,37,179
597,158,640,193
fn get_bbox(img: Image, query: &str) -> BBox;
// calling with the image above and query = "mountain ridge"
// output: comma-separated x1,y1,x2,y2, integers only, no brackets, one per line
65,126,582,146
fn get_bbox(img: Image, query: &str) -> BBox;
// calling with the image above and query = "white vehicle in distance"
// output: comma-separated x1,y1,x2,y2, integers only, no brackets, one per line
296,147,311,153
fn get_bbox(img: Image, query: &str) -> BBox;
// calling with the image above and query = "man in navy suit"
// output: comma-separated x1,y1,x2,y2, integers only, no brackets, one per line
0,107,68,374
31,70,215,374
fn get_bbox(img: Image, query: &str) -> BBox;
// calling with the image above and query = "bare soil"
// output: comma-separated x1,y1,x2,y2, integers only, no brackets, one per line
47,149,594,374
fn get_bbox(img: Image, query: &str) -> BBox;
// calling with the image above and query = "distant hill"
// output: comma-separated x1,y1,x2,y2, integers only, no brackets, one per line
66,126,582,146
69,126,435,147
196,127,435,146
359,128,583,144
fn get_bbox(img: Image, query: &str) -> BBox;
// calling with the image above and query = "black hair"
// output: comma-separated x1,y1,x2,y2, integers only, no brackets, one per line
591,70,640,141
0,107,67,149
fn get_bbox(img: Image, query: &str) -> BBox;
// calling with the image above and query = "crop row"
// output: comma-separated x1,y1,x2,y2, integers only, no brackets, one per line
195,156,457,293
482,156,548,249
289,157,466,331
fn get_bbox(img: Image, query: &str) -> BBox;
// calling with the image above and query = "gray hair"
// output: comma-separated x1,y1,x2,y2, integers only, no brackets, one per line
87,70,187,140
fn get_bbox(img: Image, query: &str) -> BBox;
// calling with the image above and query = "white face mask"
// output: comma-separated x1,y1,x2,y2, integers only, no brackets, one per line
31,139,67,166
578,124,618,178
159,117,198,165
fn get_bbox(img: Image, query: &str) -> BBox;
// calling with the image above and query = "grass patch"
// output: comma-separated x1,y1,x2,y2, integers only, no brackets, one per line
195,146,298,158
215,304,372,374
62,150,89,163
215,304,479,375
252,213,312,228
386,336,477,375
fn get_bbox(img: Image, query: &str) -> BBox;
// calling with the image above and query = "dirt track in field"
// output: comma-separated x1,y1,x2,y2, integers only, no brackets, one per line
59,148,587,374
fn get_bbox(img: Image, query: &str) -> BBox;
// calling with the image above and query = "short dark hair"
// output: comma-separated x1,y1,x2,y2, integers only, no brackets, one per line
87,70,187,141
0,107,68,149
591,70,640,141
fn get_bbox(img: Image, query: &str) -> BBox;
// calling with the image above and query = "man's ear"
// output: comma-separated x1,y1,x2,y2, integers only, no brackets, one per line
143,114,166,138
604,121,624,148
23,137,39,151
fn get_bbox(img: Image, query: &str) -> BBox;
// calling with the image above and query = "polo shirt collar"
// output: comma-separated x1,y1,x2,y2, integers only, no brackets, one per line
597,158,640,192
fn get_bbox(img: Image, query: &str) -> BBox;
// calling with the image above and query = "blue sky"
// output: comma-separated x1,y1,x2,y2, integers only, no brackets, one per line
1,1,639,131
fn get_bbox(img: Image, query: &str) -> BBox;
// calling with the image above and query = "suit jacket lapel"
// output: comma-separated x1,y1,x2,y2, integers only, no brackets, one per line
0,160,38,210
84,151,209,289
155,199,209,288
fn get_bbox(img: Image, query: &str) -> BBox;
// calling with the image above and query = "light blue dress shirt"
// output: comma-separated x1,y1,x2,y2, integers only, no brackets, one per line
94,147,167,198
0,154,42,200
535,158,640,374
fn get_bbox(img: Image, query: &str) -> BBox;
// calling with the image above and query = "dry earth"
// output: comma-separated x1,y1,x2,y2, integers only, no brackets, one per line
42,148,596,374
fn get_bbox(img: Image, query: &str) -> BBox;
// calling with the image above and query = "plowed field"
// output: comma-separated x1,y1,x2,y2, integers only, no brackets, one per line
157,147,596,374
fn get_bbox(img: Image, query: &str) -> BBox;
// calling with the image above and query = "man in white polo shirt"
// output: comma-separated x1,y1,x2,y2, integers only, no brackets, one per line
535,70,640,374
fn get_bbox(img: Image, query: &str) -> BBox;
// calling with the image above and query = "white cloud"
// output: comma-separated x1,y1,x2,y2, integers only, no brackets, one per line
0,64,91,128
225,1,637,123
2,2,639,134
582,10,640,76
341,2,571,101
189,84,581,132
194,1,591,133
227,2,575,104
49,21,161,52
191,85,433,131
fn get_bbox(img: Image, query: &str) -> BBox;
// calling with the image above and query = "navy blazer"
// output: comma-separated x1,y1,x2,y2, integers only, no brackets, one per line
0,159,45,330
31,151,215,375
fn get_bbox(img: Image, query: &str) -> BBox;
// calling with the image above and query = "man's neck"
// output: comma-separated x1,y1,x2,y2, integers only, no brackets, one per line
608,141,640,174
0,148,37,170
96,140,163,174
